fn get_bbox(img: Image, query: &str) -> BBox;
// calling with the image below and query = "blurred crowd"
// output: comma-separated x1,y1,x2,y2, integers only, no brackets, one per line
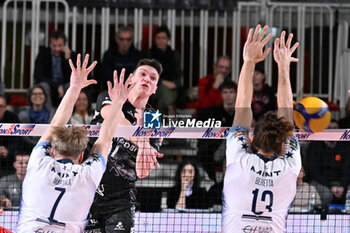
1,27,350,214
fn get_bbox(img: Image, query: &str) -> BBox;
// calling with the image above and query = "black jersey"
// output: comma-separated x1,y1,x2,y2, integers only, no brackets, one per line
87,91,161,217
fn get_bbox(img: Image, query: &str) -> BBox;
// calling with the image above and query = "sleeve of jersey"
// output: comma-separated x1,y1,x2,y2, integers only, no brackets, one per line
27,142,51,169
96,91,111,112
281,136,302,175
82,153,106,187
226,126,250,166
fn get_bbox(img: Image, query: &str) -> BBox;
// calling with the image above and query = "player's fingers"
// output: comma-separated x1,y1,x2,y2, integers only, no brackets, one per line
113,70,118,85
252,24,261,41
107,80,112,91
274,38,279,49
246,28,253,43
86,61,97,75
262,48,271,59
280,31,286,48
286,33,293,49
257,25,269,42
151,155,159,168
119,68,126,85
76,54,81,70
125,74,133,88
82,54,89,70
68,59,76,71
290,42,299,54
291,57,299,62
261,32,273,47
156,152,164,158
86,79,97,86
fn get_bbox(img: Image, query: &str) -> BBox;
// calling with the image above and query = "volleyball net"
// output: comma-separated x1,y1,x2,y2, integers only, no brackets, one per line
0,124,350,232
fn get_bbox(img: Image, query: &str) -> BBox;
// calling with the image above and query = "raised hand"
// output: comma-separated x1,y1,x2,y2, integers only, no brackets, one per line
136,140,164,178
243,25,273,63
273,31,299,66
68,54,97,89
107,68,134,104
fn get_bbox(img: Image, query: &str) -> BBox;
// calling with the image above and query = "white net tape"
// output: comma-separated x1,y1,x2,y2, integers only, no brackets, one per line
0,123,349,141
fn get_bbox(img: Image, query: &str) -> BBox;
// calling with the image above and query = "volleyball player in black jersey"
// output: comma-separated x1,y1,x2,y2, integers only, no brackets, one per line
85,59,163,233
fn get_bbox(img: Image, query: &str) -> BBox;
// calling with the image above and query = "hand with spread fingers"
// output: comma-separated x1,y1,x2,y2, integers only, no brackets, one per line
68,54,97,89
243,24,274,63
107,68,134,105
273,31,299,66
136,140,164,179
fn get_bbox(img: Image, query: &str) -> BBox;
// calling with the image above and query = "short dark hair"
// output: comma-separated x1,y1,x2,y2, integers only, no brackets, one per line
135,59,163,75
216,55,231,65
154,25,171,38
49,30,67,44
116,26,134,38
14,146,32,158
219,81,237,92
251,111,294,156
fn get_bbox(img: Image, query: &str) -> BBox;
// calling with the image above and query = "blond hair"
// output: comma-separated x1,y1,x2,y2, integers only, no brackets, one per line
51,126,88,159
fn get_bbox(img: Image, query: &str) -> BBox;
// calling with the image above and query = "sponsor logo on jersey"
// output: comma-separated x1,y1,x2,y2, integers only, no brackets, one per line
34,229,59,233
0,124,35,135
114,222,125,231
96,184,105,196
144,111,161,129
132,126,175,138
339,129,350,140
241,225,273,233
202,127,230,138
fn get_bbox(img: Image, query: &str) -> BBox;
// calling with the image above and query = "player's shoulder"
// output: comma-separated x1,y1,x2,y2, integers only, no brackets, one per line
227,126,249,142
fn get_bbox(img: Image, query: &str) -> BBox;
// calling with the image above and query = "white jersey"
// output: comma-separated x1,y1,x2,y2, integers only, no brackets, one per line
17,142,106,233
222,126,301,233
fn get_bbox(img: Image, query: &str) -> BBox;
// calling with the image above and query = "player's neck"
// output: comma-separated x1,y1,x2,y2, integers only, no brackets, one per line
128,94,148,109
257,149,272,158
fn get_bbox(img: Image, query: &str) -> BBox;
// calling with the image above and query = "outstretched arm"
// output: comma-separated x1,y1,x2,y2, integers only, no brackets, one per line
233,25,273,130
38,54,97,144
91,69,135,162
274,31,299,124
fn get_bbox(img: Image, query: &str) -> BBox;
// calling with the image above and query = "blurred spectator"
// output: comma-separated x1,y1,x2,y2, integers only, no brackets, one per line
251,62,276,125
101,26,142,88
208,159,226,210
34,30,77,107
339,96,350,128
291,167,321,212
18,84,54,124
195,55,232,112
305,120,350,205
0,148,30,207
167,160,210,209
146,25,181,115
0,95,20,176
70,89,94,124
196,81,236,181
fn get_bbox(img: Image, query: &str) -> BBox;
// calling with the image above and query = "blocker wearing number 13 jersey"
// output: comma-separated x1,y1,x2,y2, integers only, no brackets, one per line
222,126,301,233
16,142,106,233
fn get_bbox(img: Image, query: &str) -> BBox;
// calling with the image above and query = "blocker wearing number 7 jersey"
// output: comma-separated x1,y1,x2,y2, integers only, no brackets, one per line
16,142,106,232
222,127,301,233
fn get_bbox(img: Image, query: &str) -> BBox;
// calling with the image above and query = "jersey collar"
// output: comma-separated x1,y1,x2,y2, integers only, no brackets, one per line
57,158,74,164
256,153,277,163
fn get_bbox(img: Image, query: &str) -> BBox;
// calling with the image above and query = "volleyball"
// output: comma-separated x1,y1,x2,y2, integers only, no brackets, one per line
294,97,331,133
